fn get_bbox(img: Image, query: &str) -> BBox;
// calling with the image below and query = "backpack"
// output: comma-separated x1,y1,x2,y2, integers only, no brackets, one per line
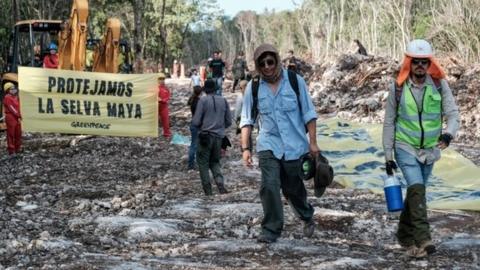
251,69,300,123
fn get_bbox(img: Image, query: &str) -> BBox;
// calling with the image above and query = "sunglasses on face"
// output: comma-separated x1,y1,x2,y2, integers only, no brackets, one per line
259,58,276,68
412,59,430,66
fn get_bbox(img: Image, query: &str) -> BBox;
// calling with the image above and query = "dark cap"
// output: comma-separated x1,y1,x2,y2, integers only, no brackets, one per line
313,152,334,197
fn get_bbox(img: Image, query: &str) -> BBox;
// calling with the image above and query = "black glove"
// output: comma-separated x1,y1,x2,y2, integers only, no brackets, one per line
438,133,453,147
385,160,398,176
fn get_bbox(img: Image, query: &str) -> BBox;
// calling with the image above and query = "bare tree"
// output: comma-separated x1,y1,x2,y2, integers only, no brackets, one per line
235,11,258,64
12,0,20,21
131,0,145,73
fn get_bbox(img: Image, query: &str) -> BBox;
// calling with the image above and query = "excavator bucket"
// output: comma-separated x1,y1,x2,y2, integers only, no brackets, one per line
58,0,88,71
92,18,121,73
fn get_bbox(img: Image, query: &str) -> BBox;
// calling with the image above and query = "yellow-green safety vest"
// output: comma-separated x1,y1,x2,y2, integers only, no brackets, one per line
395,82,442,149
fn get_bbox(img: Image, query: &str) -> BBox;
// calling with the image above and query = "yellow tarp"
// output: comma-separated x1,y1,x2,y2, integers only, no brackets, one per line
19,67,158,137
318,118,480,211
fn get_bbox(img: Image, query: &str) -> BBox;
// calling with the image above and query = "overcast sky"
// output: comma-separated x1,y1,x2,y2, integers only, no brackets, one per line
217,0,302,17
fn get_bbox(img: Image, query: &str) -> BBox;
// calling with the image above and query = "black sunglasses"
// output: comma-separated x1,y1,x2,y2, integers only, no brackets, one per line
259,59,275,68
412,59,430,65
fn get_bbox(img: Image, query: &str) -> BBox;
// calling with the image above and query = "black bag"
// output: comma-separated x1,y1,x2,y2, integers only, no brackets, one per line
221,136,232,150
198,131,210,146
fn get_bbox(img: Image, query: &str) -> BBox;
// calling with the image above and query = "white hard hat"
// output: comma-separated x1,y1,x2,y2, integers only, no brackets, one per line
405,39,433,58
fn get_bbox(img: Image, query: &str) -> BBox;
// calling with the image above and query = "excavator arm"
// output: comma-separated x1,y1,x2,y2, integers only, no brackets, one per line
92,18,121,73
58,0,88,70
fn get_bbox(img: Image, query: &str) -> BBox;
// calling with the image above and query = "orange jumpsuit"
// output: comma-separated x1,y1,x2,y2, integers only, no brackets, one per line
158,84,172,138
43,54,58,69
3,93,22,154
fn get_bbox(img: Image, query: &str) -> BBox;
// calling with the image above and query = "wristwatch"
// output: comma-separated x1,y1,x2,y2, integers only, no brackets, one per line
241,147,250,152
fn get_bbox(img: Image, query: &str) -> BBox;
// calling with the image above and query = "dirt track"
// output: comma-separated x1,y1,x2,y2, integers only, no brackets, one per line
0,79,479,269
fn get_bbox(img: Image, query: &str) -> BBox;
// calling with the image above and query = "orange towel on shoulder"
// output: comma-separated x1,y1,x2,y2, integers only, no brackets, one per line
396,56,446,86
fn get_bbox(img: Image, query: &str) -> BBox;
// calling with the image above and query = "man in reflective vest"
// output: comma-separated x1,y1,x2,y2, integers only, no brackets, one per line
383,39,460,258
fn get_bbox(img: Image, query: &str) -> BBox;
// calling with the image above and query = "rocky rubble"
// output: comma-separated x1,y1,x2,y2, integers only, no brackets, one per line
307,54,480,151
0,79,479,269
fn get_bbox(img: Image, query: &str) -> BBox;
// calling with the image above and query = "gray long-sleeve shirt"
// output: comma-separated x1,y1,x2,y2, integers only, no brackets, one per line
234,93,243,121
192,94,232,138
382,75,460,164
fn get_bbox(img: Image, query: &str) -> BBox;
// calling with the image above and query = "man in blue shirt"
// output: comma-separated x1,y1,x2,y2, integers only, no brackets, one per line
240,44,320,243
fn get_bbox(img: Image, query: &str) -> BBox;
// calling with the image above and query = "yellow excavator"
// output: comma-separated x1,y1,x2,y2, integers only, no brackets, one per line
0,0,127,129
92,18,121,73
58,0,89,71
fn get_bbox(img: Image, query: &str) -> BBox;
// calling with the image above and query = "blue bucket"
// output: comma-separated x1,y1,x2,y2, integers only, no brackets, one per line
384,184,404,212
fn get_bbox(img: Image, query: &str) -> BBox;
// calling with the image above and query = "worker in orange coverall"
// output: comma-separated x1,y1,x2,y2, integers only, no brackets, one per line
3,82,22,155
158,73,172,139
43,43,59,69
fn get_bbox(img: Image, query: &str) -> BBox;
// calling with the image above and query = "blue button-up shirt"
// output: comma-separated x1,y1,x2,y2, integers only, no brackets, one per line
240,69,317,160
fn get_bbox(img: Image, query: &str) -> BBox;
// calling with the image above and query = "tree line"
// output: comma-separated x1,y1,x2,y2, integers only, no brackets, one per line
0,0,219,72
1,0,479,74
198,0,480,68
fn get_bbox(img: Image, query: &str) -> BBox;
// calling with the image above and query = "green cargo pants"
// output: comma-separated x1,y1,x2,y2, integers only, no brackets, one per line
196,135,224,195
396,184,431,247
258,150,314,239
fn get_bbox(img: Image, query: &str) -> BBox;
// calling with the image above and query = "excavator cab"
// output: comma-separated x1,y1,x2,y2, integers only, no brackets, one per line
2,20,62,76
1,20,62,129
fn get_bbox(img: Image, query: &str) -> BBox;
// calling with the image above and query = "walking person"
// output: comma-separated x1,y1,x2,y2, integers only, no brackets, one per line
383,39,460,258
187,85,203,170
231,52,248,92
192,79,232,195
3,83,22,156
190,69,202,87
157,73,172,139
208,51,226,96
282,50,299,74
240,44,319,243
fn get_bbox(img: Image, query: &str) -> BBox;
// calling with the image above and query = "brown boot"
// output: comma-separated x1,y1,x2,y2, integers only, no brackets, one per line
418,240,436,255
303,219,315,238
405,245,427,258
